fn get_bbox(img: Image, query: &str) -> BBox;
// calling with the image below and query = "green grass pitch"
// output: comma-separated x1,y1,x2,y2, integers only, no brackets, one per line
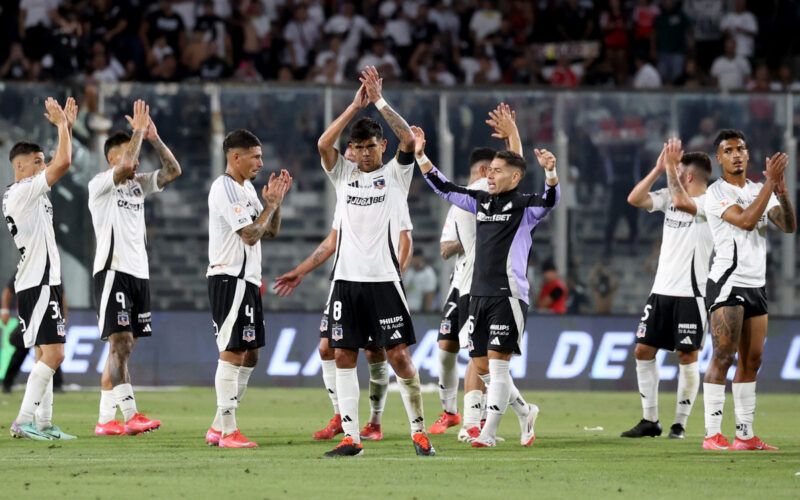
0,388,798,499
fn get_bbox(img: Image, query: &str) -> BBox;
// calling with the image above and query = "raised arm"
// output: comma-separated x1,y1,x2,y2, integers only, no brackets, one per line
663,138,697,215
238,169,292,245
142,117,182,188
116,99,149,184
360,66,414,153
412,125,479,213
487,103,522,156
722,153,786,231
43,97,72,187
767,175,796,233
273,227,337,297
627,144,666,210
318,85,369,171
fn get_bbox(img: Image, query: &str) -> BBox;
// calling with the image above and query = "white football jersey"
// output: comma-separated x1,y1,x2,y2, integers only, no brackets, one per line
207,174,264,286
2,171,61,291
705,178,780,288
648,189,713,297
452,177,488,296
325,152,412,282
88,169,162,279
440,204,465,291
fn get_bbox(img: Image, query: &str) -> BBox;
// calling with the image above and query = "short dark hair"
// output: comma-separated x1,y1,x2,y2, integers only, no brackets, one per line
104,131,132,160
469,147,496,168
681,152,712,181
713,129,746,149
494,150,526,174
9,142,43,164
348,117,383,143
223,129,261,154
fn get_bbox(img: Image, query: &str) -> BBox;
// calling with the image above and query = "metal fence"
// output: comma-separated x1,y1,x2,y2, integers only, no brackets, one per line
0,82,797,315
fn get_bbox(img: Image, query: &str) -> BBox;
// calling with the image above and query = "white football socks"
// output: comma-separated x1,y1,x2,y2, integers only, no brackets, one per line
321,359,339,414
16,361,55,424
237,365,254,404
480,359,512,441
397,371,425,436
437,350,459,414
35,377,54,430
113,383,138,422
336,367,360,443
674,361,699,427
478,373,490,421
636,358,659,422
98,389,118,424
462,390,483,430
733,381,756,440
368,361,389,425
703,382,726,438
214,360,240,436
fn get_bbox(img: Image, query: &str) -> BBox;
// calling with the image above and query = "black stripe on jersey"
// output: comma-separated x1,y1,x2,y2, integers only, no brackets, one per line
222,174,238,203
387,221,402,280
102,229,115,271
39,254,50,286
716,241,738,292
329,227,343,281
690,253,702,298
238,249,247,280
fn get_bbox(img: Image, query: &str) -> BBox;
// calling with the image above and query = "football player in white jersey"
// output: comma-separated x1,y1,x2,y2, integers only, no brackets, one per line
317,67,433,457
701,129,795,451
205,129,292,448
273,152,414,441
3,97,77,440
623,139,713,440
89,100,182,437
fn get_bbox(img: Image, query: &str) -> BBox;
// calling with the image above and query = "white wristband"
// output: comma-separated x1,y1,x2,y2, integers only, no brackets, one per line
0,308,9,316
417,154,430,165
375,97,388,110
545,168,558,180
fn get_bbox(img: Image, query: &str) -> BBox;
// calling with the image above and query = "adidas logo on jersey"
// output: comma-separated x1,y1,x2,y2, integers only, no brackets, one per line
142,324,152,333
390,330,403,340
490,337,501,345
680,336,693,345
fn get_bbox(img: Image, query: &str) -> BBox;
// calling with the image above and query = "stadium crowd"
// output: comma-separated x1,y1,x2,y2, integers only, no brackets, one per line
3,0,800,90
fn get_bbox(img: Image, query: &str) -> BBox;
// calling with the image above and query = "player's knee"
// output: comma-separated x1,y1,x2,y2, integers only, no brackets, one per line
334,348,357,368
741,351,762,372
364,348,386,364
633,343,656,360
713,350,737,369
110,337,134,360
318,343,334,360
243,349,259,367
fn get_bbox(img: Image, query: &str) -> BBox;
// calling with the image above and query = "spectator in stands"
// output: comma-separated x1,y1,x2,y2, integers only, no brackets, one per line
430,0,461,43
283,3,321,79
198,40,231,80
469,0,502,42
151,51,180,81
652,0,692,84
556,0,596,42
88,40,127,83
710,36,751,90
384,6,413,67
589,262,619,314
379,0,419,21
748,63,771,91
355,39,401,81
325,0,375,60
550,56,579,88
19,0,62,74
0,42,31,80
404,249,437,313
686,116,717,152
631,0,659,54
674,57,704,87
632,52,662,89
311,34,347,83
140,0,187,66
771,63,800,91
410,2,437,45
683,0,726,69
565,275,591,315
535,260,568,315
720,0,758,60
82,0,127,49
459,46,501,85
183,30,208,74
194,0,231,60
599,0,630,86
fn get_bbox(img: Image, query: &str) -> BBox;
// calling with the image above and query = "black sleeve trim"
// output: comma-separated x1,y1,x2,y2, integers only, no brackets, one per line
397,149,415,165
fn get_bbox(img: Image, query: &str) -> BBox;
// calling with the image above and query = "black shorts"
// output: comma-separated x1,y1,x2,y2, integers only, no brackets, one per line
706,280,768,319
93,270,152,340
438,287,470,347
208,276,265,352
17,284,66,348
327,280,415,350
635,294,706,352
466,296,527,358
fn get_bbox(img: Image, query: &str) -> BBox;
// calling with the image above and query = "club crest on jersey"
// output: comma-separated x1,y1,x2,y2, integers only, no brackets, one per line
57,322,66,337
636,322,647,338
440,320,451,334
373,177,386,189
332,326,343,341
242,326,256,342
320,317,329,332
468,339,474,351
132,186,143,197
117,312,130,327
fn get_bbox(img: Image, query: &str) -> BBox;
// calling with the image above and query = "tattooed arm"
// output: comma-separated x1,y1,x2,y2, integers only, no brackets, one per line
440,240,464,259
116,99,149,184
273,229,338,296
237,170,292,245
767,176,796,233
143,117,182,188
263,206,281,239
663,138,697,215
360,66,414,152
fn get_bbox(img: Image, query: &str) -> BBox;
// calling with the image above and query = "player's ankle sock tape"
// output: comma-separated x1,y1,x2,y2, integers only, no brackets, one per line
36,377,54,430
635,358,659,422
99,390,118,425
703,382,726,437
733,381,756,440
114,383,138,422
397,371,425,435
17,361,55,424
674,362,699,426
368,361,389,421
463,390,483,428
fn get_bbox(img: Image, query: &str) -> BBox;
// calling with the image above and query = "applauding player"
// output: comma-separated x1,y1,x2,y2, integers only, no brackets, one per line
90,100,182,436
4,97,77,440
